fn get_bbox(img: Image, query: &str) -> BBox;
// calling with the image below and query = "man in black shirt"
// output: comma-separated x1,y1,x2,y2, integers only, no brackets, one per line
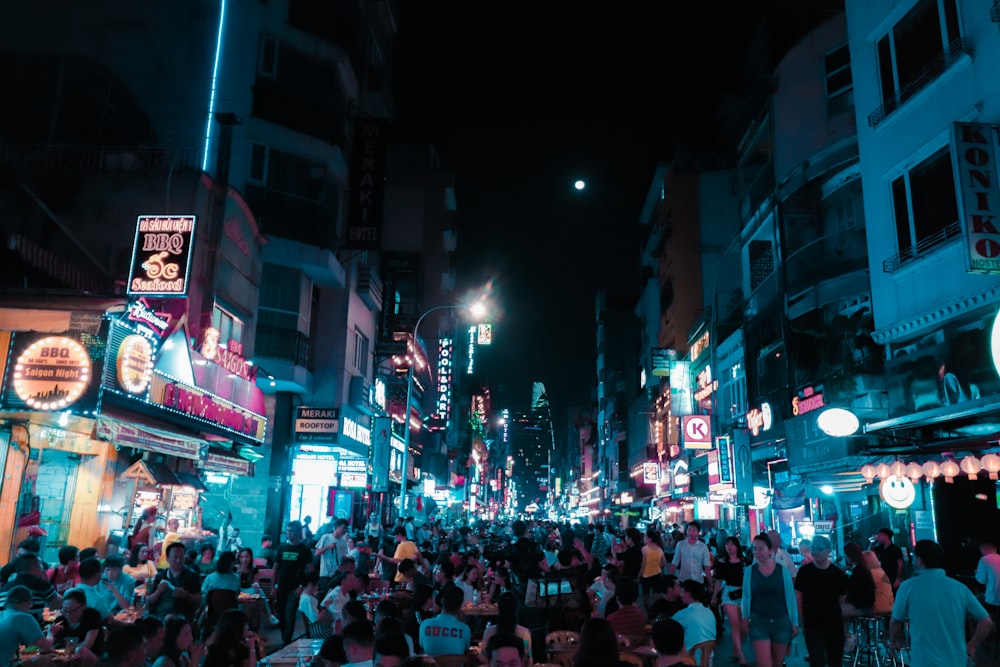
0,554,61,623
274,520,313,645
0,540,43,585
794,535,848,667
146,542,201,620
508,520,548,599
647,574,685,620
873,527,905,591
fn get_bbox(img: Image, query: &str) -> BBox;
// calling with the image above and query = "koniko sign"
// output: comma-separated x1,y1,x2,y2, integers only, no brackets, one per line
952,122,1000,274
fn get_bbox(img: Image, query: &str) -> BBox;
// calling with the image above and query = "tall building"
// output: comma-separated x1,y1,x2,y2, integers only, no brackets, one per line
507,383,555,513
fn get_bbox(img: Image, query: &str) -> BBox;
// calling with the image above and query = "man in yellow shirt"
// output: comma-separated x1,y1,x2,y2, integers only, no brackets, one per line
376,527,424,583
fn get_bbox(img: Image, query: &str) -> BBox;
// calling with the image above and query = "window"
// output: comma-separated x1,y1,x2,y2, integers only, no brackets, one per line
353,327,370,375
824,44,853,115
889,147,959,266
258,36,278,77
212,306,244,346
873,0,963,125
249,143,268,182
748,240,775,291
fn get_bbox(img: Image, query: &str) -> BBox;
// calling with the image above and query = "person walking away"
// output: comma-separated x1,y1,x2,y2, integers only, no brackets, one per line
712,536,748,665
890,540,993,667
741,532,798,667
640,528,667,610
794,535,847,667
873,528,904,592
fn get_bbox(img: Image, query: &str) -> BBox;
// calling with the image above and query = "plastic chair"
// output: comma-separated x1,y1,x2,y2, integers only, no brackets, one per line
545,630,580,650
201,588,239,639
689,640,715,667
256,569,275,601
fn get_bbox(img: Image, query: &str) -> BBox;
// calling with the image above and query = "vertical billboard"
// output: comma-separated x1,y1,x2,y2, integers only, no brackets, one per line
952,122,1000,274
344,119,388,249
127,215,197,296
669,360,694,415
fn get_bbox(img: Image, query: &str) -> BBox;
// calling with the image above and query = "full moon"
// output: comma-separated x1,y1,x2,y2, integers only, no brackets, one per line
574,180,586,191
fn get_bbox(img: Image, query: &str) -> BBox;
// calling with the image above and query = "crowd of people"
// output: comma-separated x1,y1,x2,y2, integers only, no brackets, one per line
0,512,997,667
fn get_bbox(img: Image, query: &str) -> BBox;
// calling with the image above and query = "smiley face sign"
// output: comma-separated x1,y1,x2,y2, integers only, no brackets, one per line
880,475,916,510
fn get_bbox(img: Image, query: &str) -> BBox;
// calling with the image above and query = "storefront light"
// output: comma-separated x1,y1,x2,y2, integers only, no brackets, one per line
940,460,960,483
817,408,860,437
960,456,982,480
981,453,1000,480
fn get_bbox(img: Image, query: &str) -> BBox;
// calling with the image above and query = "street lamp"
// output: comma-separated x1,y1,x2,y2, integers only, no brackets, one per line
398,301,487,516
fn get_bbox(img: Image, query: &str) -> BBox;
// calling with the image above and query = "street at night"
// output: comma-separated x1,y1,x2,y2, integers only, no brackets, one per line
1,1,1000,666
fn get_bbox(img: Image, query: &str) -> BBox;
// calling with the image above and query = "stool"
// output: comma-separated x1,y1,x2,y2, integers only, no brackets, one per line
849,614,901,667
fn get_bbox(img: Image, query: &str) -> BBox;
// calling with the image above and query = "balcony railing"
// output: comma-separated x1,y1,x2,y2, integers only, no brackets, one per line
0,143,202,172
785,228,868,287
255,325,311,368
868,38,972,128
882,221,962,273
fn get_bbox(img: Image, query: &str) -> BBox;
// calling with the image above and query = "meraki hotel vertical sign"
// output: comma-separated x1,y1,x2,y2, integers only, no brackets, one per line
127,215,197,296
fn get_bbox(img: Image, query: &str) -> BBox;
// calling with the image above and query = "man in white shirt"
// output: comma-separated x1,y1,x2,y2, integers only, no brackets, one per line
322,570,364,633
671,580,717,652
669,522,713,586
69,558,112,621
976,540,1000,614
315,519,350,594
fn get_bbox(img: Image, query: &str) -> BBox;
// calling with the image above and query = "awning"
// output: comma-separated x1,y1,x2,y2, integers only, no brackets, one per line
97,417,204,460
121,460,206,490
201,450,251,476
865,397,1000,433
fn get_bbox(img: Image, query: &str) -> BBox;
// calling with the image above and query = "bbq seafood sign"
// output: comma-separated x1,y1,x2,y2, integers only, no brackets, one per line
127,215,197,296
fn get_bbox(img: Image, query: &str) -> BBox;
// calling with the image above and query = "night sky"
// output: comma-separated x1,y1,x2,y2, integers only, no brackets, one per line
392,1,843,430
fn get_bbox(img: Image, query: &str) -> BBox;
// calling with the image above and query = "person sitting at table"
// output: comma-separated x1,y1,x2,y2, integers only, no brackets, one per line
135,617,165,666
456,563,483,605
0,553,61,623
481,592,531,665
47,589,105,665
157,519,182,570
235,548,280,627
107,624,149,667
202,551,241,596
202,609,260,667
485,633,528,667
322,570,364,633
434,561,457,597
125,543,158,585
588,564,620,618
0,539,44,585
419,585,471,657
650,617,689,667
313,635,348,667
299,574,335,638
377,616,416,657
647,575,684,620
50,546,81,594
573,617,632,667
0,585,52,665
102,555,137,614
147,542,202,621
197,544,217,577
70,557,113,621
342,619,376,667
398,559,430,594
486,566,512,603
606,578,647,640
672,580,717,653
154,617,205,667
404,584,438,651
374,630,412,667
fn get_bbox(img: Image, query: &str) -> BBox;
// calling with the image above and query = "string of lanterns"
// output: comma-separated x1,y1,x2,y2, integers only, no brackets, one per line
859,453,1000,484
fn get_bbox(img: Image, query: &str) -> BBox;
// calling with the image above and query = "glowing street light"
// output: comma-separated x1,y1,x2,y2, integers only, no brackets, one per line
399,301,487,515
574,180,586,191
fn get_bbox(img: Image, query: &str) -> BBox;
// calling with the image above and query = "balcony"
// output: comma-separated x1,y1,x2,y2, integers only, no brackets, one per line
882,221,961,273
255,325,311,369
244,184,339,250
357,264,383,312
785,229,868,289
868,38,972,128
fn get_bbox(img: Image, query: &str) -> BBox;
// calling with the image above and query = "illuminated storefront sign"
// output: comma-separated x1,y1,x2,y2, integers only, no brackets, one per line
682,415,712,450
199,328,252,381
127,215,197,296
690,332,710,362
466,325,477,375
880,475,916,510
151,375,266,443
338,457,368,488
126,299,171,336
746,403,773,437
14,336,92,410
294,407,339,441
371,377,387,412
693,365,717,402
341,416,371,447
477,323,493,345
434,338,454,420
116,334,154,395
643,462,660,484
792,387,825,416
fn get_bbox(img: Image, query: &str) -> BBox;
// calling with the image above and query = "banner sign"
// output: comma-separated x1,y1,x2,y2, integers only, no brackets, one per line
652,348,674,377
733,429,754,505
344,120,388,249
670,361,694,415
97,418,203,460
127,215,197,296
715,435,734,486
202,451,251,476
150,374,266,443
681,415,712,449
371,417,392,492
952,122,1000,274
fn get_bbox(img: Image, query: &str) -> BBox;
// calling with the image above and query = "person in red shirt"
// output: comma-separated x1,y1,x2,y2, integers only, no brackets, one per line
607,578,648,639
48,546,80,594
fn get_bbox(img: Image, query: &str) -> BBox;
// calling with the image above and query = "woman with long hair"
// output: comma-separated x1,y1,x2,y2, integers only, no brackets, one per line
481,592,532,664
203,609,259,667
124,543,157,585
153,617,204,667
573,617,631,667
235,548,259,591
740,533,799,667
841,542,875,619
456,563,482,605
614,528,643,581
713,536,748,666
861,551,894,615
639,528,667,609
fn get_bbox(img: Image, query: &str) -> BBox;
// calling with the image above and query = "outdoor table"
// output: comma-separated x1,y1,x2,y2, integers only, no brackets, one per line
238,592,266,631
265,638,325,666
630,645,658,667
461,603,499,617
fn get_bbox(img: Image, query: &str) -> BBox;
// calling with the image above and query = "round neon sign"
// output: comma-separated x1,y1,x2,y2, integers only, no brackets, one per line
879,475,916,510
13,336,92,410
116,334,154,394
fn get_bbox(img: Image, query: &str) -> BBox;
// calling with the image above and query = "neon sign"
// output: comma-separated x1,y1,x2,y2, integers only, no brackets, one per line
792,386,825,416
116,334,154,395
434,338,454,420
127,215,197,296
199,328,252,380
466,325,476,375
746,403,773,436
14,336,92,410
